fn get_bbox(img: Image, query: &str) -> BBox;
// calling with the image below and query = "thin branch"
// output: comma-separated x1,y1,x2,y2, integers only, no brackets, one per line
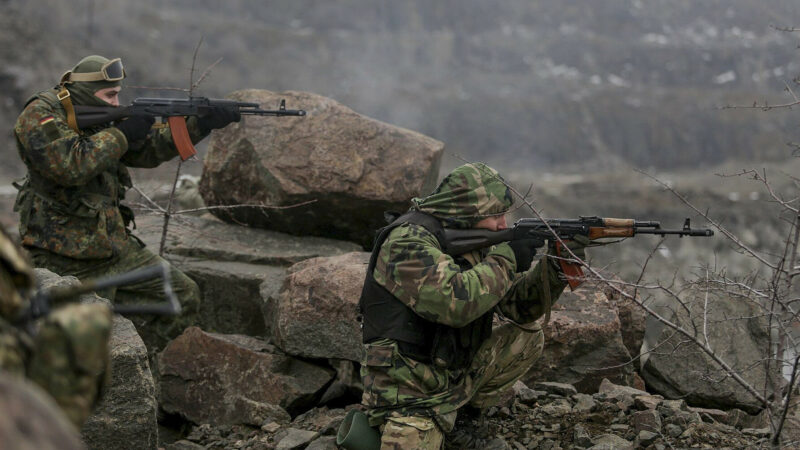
192,57,223,90
172,199,317,215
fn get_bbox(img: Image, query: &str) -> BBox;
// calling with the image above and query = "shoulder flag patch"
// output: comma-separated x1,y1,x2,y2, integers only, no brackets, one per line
39,115,55,125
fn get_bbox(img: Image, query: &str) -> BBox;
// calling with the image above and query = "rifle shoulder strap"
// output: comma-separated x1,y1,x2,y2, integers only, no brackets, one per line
56,87,80,133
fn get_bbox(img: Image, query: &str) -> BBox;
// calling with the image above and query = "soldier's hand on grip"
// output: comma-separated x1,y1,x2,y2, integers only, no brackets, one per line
115,115,154,143
508,239,539,273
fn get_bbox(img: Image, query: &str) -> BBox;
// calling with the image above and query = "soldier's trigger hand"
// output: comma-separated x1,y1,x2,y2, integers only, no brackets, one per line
508,238,539,273
116,115,154,143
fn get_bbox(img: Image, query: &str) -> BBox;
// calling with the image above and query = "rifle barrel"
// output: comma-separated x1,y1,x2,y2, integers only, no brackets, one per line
636,228,714,237
242,108,306,116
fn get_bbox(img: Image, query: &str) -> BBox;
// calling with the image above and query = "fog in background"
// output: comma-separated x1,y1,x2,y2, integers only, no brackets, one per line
2,0,799,280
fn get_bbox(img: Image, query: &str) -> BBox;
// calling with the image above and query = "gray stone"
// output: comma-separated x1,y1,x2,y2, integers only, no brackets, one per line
572,393,597,413
525,288,633,393
664,423,682,438
741,427,770,438
574,424,593,447
640,284,775,413
539,398,572,417
597,378,648,401
485,437,512,450
688,406,728,423
533,381,578,397
200,89,444,248
306,436,338,450
164,441,205,450
635,430,658,447
276,428,320,450
135,214,361,267
82,315,157,450
159,327,333,423
589,434,633,450
633,395,663,411
172,256,286,337
31,269,158,450
272,252,368,361
630,409,662,435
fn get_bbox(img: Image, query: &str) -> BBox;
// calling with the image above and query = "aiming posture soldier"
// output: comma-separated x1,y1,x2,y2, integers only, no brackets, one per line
357,163,587,449
13,55,239,350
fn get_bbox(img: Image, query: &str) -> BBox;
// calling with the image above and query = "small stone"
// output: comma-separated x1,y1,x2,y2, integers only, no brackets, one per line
742,427,770,438
572,393,596,413
574,424,593,448
487,406,498,417
275,428,320,450
534,382,578,397
636,430,658,446
261,421,281,433
633,395,662,411
665,423,682,438
610,424,629,432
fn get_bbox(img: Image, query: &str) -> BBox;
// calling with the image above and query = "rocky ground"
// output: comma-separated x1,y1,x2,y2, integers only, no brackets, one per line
162,379,768,450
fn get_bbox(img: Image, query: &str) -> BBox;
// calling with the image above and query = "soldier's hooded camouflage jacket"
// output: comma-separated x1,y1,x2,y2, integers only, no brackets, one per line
13,55,210,259
361,162,567,430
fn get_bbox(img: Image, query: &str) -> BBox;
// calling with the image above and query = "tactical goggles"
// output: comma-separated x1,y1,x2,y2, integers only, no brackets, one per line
60,58,126,83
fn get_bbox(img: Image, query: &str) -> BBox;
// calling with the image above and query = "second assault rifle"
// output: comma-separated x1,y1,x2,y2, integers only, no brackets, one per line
73,97,307,160
443,216,714,289
15,263,181,335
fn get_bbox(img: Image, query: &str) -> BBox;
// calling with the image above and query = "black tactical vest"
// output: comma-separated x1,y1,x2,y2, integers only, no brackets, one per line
359,211,494,371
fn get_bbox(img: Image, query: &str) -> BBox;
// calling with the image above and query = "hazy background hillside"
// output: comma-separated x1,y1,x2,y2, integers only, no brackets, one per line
1,0,798,281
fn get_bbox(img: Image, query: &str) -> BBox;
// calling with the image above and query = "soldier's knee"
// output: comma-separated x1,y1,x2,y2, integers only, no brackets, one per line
381,415,443,450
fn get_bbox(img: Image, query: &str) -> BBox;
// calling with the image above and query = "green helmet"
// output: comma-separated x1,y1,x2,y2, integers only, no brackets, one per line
411,162,514,229
60,55,125,106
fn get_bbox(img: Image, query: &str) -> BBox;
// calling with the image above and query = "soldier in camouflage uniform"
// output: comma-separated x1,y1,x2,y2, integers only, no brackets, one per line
13,55,239,351
359,163,587,449
0,224,112,429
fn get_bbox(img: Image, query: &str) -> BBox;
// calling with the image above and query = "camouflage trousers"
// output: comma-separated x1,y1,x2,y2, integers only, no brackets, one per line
366,322,545,449
27,235,200,353
0,302,112,429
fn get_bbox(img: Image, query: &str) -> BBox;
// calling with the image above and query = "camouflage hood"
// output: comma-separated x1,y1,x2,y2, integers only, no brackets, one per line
410,162,513,229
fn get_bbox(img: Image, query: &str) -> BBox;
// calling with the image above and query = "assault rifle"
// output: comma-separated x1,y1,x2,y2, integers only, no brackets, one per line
442,216,714,289
73,97,306,160
15,263,180,334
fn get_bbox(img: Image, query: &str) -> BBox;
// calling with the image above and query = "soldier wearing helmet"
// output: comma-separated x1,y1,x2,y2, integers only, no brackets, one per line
12,55,237,351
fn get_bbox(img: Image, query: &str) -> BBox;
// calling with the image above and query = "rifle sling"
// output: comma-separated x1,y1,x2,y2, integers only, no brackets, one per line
57,87,80,133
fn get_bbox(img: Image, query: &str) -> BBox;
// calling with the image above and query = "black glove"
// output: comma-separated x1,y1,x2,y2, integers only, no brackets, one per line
198,107,241,132
508,239,540,273
115,115,154,143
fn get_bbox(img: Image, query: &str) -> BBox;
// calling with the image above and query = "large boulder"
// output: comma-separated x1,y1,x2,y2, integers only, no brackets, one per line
31,269,157,450
134,214,361,266
524,286,634,393
159,327,335,424
595,274,646,361
199,89,444,248
132,214,361,338
82,316,158,450
272,252,369,361
639,283,774,413
172,256,286,337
